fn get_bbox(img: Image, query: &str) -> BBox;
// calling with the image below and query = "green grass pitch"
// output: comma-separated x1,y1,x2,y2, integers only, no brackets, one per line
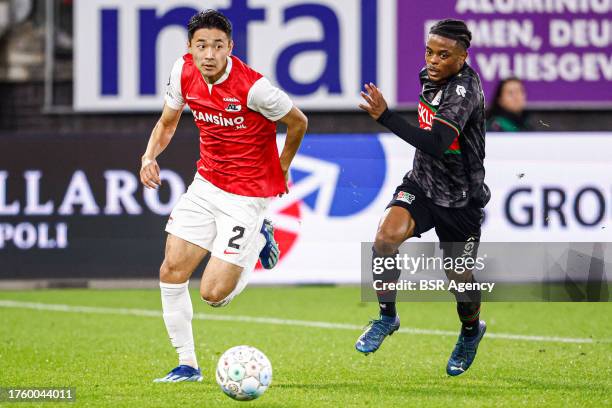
0,287,611,407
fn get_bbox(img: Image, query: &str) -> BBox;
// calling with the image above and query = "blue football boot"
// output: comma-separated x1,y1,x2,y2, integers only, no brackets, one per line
355,315,401,355
446,320,487,376
259,219,280,269
153,365,203,383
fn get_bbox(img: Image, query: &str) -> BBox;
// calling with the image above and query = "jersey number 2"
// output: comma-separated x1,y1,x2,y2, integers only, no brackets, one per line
228,226,245,249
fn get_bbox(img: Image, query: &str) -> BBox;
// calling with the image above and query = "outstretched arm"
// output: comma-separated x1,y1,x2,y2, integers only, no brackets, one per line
359,83,457,159
278,106,308,194
140,104,182,189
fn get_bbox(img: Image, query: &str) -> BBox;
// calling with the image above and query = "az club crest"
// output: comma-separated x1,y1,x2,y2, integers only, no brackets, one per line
225,103,241,112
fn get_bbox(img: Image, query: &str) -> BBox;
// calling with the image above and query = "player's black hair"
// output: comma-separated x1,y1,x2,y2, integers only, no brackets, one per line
429,19,472,50
187,10,232,41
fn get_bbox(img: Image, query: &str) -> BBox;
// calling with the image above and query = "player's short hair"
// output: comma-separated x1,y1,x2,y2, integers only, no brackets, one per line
429,19,471,50
187,10,232,41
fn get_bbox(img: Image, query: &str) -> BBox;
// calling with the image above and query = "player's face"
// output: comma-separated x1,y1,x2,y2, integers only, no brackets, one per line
425,34,467,83
189,28,234,83
499,80,527,114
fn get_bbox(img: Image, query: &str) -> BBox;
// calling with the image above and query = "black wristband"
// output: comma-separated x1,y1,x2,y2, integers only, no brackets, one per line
376,108,392,124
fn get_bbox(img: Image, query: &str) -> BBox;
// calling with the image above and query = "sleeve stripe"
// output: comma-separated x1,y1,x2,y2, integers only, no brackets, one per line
433,116,460,137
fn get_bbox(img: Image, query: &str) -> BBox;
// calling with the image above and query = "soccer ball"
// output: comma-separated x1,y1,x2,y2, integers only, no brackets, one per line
216,345,272,401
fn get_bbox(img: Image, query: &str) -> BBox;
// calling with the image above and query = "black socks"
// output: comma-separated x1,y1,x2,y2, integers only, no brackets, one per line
372,248,401,318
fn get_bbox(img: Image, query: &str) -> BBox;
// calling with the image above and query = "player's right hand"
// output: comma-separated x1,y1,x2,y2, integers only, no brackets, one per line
140,157,161,189
282,168,290,195
358,82,388,120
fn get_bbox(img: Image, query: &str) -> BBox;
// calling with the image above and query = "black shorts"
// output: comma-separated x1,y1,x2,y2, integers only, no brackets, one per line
387,176,484,244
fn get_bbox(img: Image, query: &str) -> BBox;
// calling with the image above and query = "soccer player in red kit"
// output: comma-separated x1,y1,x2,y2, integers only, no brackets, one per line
139,10,308,382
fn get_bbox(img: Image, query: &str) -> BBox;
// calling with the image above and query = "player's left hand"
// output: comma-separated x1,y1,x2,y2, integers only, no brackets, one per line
358,83,388,120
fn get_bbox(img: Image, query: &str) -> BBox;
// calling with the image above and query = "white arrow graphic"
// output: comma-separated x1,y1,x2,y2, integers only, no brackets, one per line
267,153,340,234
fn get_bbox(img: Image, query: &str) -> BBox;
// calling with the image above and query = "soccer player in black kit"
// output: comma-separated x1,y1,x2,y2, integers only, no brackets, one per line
355,19,490,376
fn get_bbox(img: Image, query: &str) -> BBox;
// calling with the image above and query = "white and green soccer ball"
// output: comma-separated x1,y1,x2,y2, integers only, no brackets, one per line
216,345,272,401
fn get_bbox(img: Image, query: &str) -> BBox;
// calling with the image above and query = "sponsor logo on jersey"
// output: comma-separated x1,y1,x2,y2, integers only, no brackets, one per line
418,97,461,154
223,97,240,103
418,100,435,130
191,110,245,127
396,191,416,204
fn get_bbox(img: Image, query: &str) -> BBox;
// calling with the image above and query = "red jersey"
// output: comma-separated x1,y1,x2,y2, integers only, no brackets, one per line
165,54,292,198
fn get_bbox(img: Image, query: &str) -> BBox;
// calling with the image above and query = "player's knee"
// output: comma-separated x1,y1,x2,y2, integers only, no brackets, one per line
375,220,415,251
200,287,232,307
159,259,188,283
375,228,405,252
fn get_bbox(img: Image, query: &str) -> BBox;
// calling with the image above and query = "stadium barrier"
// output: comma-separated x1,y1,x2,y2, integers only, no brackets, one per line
0,133,610,284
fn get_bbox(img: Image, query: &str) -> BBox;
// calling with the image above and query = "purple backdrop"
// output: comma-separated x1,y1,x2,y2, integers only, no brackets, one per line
397,2,612,108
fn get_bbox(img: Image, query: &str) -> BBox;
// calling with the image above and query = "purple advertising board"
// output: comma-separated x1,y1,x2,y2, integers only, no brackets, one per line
397,1,612,108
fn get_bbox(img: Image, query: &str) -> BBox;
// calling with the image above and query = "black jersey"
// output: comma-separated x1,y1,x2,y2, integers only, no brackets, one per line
408,63,490,208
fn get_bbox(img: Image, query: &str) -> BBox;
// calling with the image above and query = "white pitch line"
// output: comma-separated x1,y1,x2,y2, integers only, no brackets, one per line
0,300,608,345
